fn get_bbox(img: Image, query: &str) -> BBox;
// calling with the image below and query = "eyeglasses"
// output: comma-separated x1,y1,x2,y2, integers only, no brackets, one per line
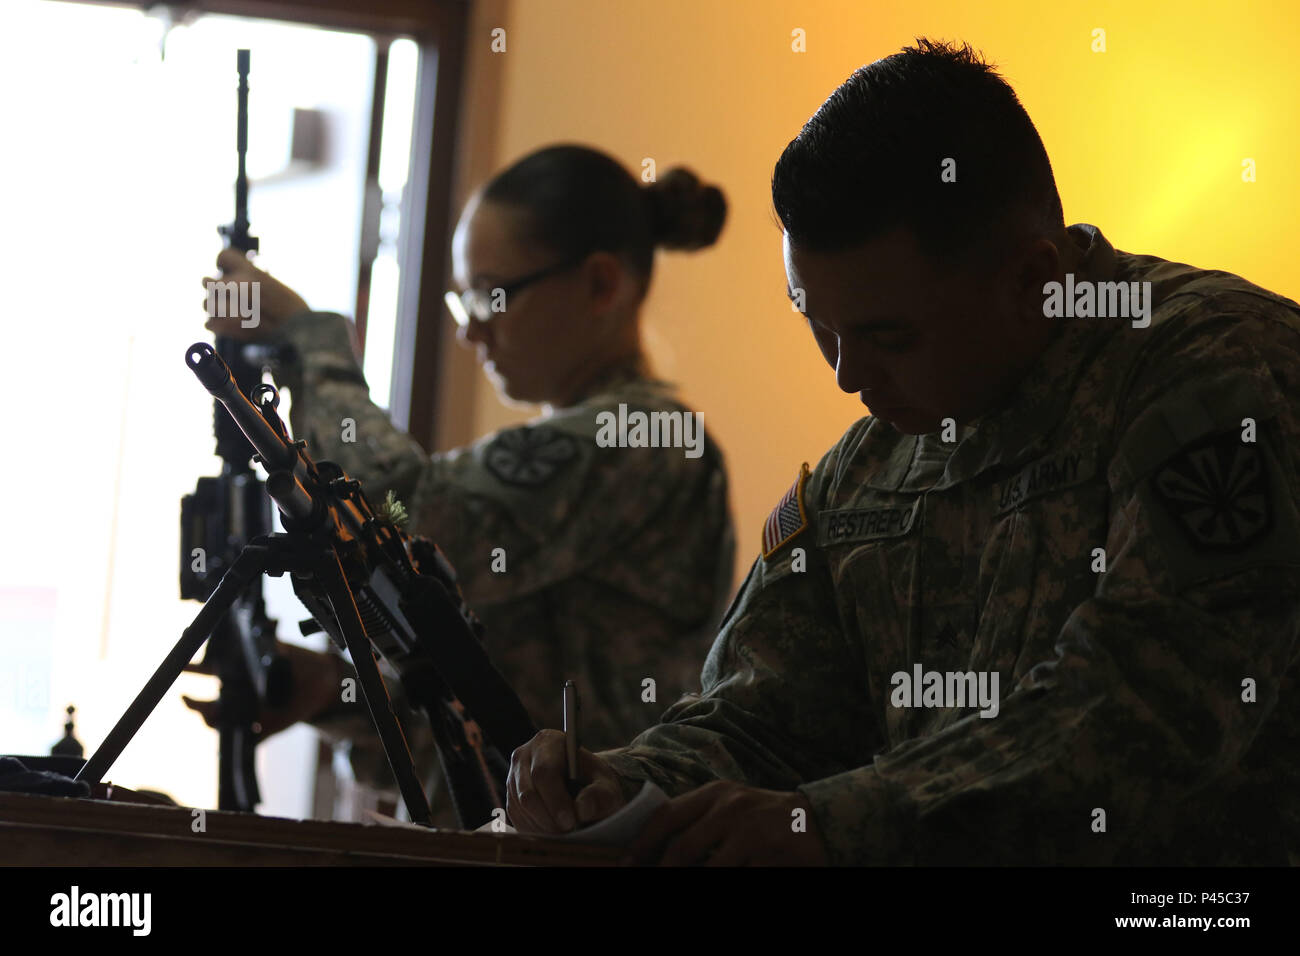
444,255,587,328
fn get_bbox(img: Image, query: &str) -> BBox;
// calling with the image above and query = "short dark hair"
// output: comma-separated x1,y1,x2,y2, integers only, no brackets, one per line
482,144,726,288
772,38,1064,267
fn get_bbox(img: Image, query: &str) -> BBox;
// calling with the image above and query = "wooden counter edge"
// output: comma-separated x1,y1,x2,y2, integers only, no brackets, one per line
0,791,621,867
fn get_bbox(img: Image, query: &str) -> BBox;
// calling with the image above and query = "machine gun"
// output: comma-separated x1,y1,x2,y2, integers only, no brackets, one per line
78,345,537,828
181,47,288,812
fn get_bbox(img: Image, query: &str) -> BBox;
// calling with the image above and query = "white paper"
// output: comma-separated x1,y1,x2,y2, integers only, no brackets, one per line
363,809,428,830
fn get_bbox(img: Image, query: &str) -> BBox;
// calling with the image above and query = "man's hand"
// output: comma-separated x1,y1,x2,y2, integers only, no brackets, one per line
507,729,629,833
202,248,309,341
182,641,344,739
625,780,830,866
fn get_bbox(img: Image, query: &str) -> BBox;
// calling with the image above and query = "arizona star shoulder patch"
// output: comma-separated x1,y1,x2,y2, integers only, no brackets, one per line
1150,428,1271,551
484,425,578,487
762,462,810,559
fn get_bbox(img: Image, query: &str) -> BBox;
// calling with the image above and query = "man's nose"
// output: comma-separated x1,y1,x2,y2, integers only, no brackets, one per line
835,342,877,395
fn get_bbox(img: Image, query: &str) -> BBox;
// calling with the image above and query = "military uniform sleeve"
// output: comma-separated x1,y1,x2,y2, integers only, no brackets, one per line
598,443,888,805
798,310,1300,864
273,310,430,508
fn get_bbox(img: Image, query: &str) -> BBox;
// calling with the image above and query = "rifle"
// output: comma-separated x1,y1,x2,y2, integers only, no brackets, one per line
80,345,537,828
181,47,287,813
217,49,257,258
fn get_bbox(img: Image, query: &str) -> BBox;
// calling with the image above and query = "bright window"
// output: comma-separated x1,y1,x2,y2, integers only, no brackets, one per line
0,0,419,817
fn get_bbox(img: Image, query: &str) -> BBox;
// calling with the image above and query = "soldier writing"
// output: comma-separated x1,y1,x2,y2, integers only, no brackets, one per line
506,40,1300,865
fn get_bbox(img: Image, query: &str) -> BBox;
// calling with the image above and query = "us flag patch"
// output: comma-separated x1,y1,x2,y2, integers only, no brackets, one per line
762,462,810,559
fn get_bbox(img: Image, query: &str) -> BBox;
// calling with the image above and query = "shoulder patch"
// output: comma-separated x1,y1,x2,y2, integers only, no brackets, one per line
762,463,810,559
484,425,578,487
1150,429,1270,551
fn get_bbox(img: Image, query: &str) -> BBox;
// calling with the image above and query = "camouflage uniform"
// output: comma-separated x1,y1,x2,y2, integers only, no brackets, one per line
270,313,734,818
599,223,1300,865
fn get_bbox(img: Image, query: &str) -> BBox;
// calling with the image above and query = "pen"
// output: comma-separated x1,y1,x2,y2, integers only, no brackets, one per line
563,680,580,797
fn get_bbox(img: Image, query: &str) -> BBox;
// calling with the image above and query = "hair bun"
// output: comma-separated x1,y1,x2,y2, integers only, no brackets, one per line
645,167,727,251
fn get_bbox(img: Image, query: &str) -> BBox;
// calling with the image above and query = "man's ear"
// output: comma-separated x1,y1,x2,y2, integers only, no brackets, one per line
1013,237,1061,325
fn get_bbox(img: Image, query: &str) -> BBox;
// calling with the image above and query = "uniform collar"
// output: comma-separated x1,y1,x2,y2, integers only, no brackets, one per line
938,223,1117,484
561,355,656,408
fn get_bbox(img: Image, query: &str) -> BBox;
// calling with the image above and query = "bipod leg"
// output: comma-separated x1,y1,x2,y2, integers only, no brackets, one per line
76,543,272,787
316,551,432,826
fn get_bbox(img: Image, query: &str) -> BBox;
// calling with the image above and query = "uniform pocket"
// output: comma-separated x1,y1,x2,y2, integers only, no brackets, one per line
831,537,919,744
977,476,1111,679
970,509,1038,677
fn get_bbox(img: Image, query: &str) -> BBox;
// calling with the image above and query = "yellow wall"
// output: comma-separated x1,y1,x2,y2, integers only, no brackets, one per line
439,0,1300,588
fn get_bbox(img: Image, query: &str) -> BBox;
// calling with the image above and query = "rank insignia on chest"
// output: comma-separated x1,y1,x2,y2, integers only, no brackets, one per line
762,462,810,559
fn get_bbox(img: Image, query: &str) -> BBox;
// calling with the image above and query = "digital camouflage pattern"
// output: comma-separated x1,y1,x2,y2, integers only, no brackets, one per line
598,223,1300,864
270,317,734,819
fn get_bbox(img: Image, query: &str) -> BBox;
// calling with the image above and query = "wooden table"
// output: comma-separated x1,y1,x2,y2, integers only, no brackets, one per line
0,791,620,866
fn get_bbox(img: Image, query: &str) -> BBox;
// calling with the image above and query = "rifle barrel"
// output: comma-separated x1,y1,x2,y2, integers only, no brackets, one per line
234,49,250,232
220,48,258,254
186,343,314,522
